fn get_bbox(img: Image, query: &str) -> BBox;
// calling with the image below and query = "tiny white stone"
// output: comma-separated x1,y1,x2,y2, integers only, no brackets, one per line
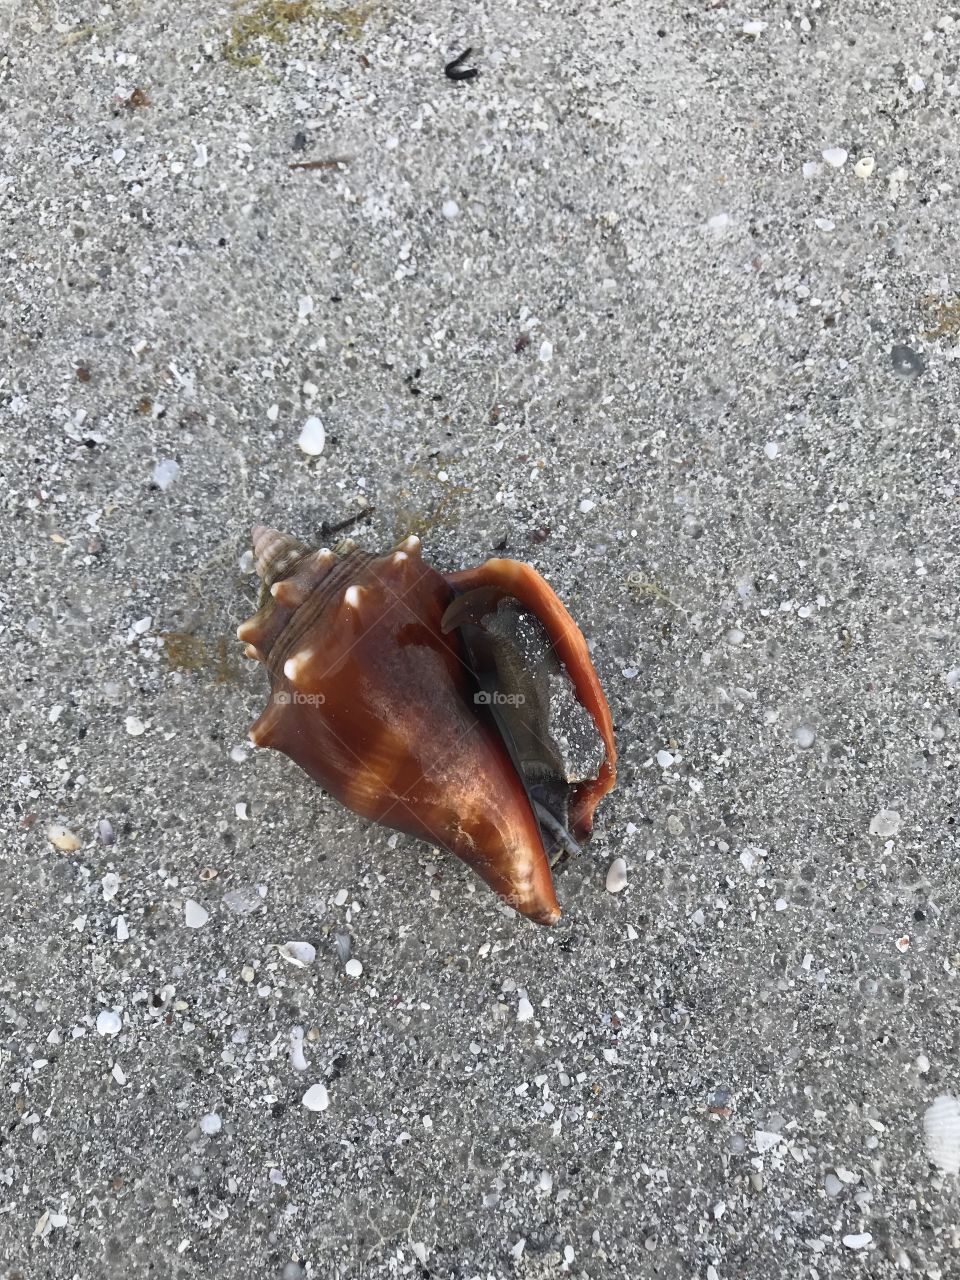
825,1172,843,1197
151,459,179,490
822,147,848,169
606,858,628,894
193,142,208,167
656,749,675,769
184,899,209,929
842,1233,872,1250
794,725,816,749
713,1200,726,1219
907,73,925,92
112,1062,126,1085
116,915,129,942
764,441,779,459
297,416,325,456
707,212,730,230
297,295,314,320
854,156,876,179
742,20,766,35
579,498,596,513
538,340,553,362
755,1130,781,1153
302,1083,329,1112
96,1009,122,1037
102,872,120,901
124,716,146,737
199,1112,222,1136
290,1026,309,1072
538,1171,553,1194
344,958,363,978
112,147,126,164
441,199,459,220
775,898,788,912
266,403,279,422
602,1048,618,1064
517,997,534,1022
235,802,248,821
726,628,745,646
814,216,835,232
278,941,316,968
802,160,822,178
869,808,901,838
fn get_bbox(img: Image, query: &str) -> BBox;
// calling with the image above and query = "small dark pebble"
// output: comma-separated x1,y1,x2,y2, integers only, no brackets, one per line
891,343,925,378
292,131,308,152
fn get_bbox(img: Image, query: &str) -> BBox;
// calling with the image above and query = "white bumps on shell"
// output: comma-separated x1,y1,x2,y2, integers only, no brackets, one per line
923,1095,960,1175
343,586,363,609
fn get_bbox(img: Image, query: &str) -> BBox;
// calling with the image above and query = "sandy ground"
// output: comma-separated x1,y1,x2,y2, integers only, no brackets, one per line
2,1,959,1276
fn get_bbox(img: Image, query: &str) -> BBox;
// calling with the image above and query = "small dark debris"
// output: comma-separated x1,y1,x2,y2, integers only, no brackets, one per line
515,332,531,353
75,363,91,382
891,343,925,378
444,47,479,81
530,526,551,544
292,130,308,151
122,87,150,109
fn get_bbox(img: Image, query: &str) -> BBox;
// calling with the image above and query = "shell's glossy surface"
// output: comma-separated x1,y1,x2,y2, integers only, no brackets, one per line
923,1095,960,1175
238,527,616,924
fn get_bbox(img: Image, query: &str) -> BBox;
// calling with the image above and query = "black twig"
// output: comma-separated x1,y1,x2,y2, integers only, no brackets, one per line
444,48,479,81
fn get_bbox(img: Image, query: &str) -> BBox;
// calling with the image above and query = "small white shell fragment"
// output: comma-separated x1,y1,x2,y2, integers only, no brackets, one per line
707,212,730,230
344,958,363,978
184,899,209,929
297,294,314,320
151,458,179,490
794,725,816,749
822,147,848,168
606,858,628,893
842,1234,873,1250
124,716,146,737
754,1130,781,1153
538,339,553,362
112,1062,126,1085
764,441,779,459
517,997,534,1022
297,416,325,456
290,1026,308,1072
854,155,876,179
441,198,459,220
266,403,279,422
199,1112,222,1136
869,808,901,837
579,497,596,513
278,941,316,969
47,824,81,852
923,1095,960,1174
116,915,129,942
302,1083,330,1112
538,1171,553,1194
235,802,249,821
102,872,120,901
742,20,766,35
96,1009,122,1037
656,749,675,769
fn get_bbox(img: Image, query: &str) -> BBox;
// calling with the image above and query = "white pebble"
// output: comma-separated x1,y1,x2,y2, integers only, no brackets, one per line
538,1171,553,1194
869,808,901,838
199,1112,221,1136
802,160,822,178
822,147,848,169
112,1062,126,1085
151,459,179,490
96,1009,122,1037
854,156,876,179
726,628,745,646
289,1027,308,1072
842,1234,873,1251
606,858,628,893
344,958,363,978
764,441,779,459
184,899,209,929
907,73,925,93
302,1083,329,1112
47,824,80,852
579,498,596,513
742,20,766,35
441,199,459,220
517,997,534,1022
102,872,120,901
707,212,730,230
297,416,325,456
297,295,314,320
266,403,279,422
825,1172,843,1197
793,725,816,749
124,716,145,737
116,915,129,942
656,749,675,769
278,941,316,968
538,339,554,363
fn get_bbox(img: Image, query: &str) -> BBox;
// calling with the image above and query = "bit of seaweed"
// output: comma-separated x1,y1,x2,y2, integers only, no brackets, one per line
919,295,960,341
224,1,371,68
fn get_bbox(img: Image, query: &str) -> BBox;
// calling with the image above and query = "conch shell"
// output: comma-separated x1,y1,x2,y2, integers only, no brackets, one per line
238,527,616,924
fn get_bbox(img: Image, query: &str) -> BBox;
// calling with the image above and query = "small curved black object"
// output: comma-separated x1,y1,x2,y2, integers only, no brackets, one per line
444,48,479,81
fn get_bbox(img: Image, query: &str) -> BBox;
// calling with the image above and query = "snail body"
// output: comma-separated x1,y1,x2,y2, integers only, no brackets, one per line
238,527,616,924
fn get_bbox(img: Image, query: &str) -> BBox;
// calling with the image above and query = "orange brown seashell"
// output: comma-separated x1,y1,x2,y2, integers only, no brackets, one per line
238,526,616,925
